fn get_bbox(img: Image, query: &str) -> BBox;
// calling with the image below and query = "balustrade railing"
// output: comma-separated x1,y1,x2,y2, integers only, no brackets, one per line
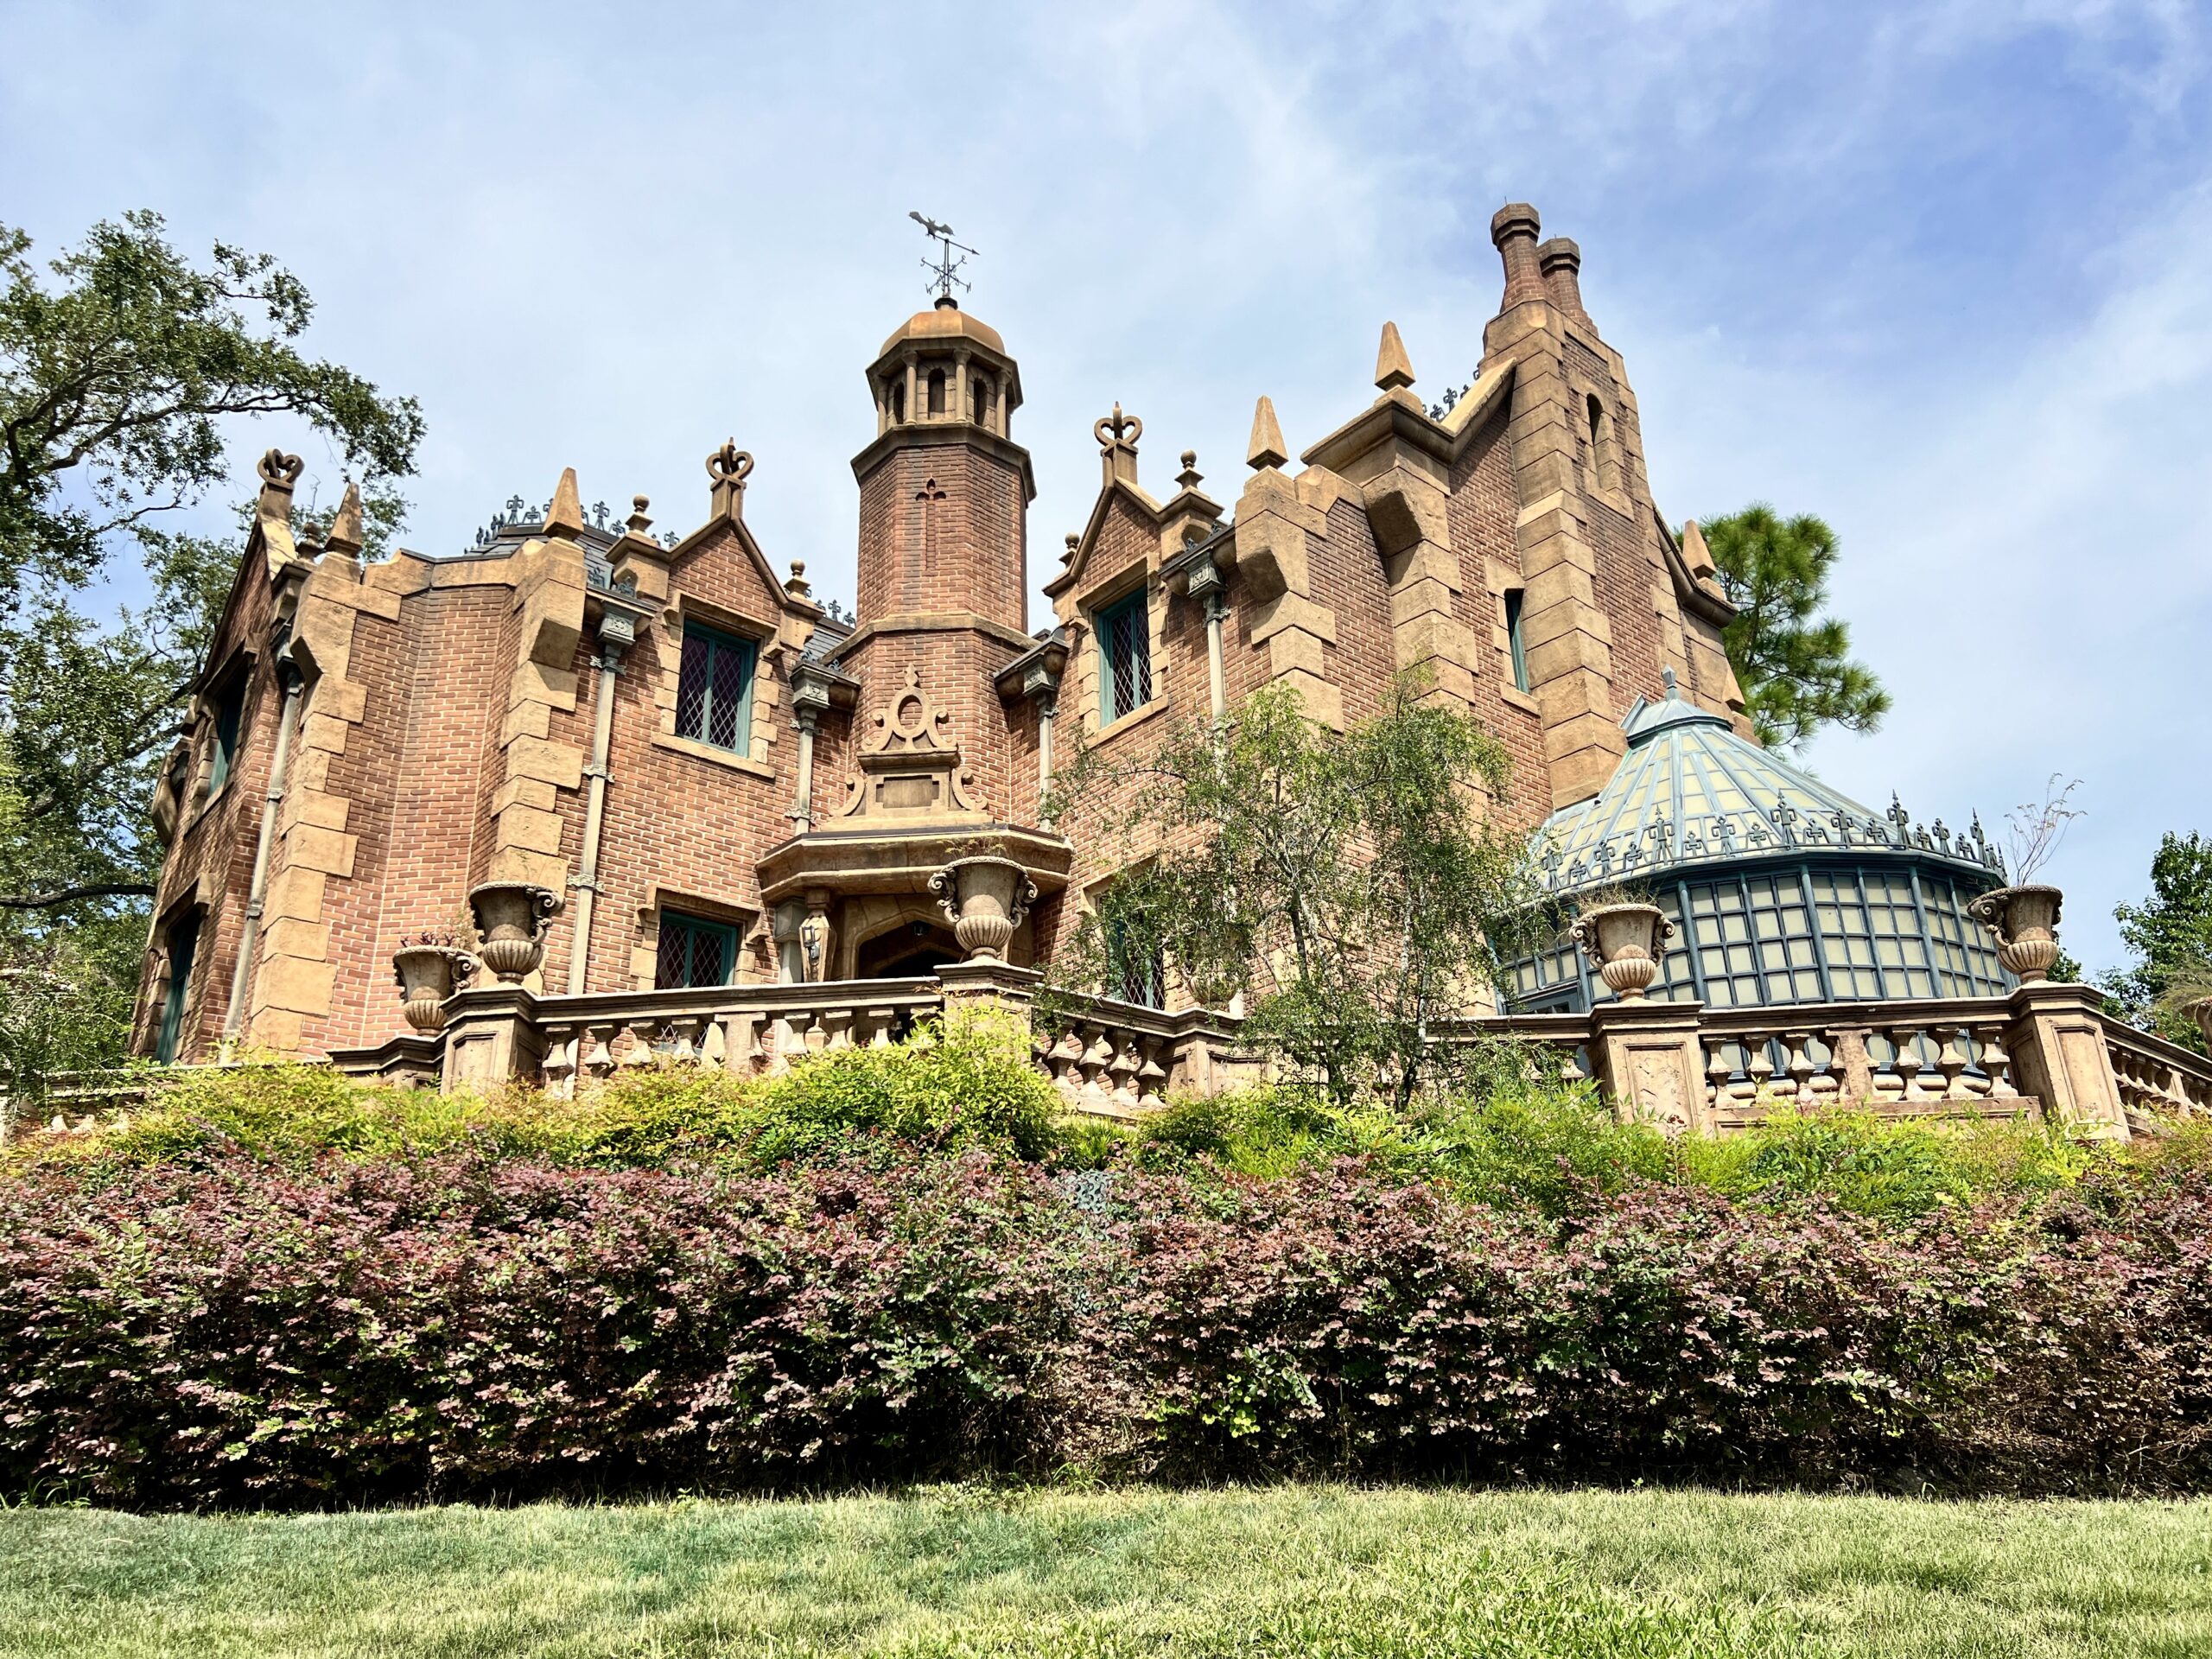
531,978,941,1096
2102,1020,2212,1124
1028,992,1245,1118
1688,999,2025,1124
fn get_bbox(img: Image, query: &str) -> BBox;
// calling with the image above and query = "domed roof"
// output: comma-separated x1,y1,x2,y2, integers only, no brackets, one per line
878,297,1007,359
1529,670,2005,896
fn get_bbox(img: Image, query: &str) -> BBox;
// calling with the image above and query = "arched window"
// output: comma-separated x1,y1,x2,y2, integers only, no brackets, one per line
889,379,906,423
927,368,946,416
970,374,989,425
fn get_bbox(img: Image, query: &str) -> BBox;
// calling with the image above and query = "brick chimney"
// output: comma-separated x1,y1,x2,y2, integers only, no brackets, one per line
1491,203,1546,310
1537,237,1591,327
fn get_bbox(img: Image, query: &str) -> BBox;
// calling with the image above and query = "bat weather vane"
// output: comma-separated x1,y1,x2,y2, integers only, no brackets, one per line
909,211,977,302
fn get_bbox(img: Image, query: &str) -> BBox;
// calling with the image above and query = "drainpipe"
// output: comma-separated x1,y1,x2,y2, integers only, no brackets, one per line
1187,554,1228,720
221,664,302,1046
789,707,818,830
566,643,623,995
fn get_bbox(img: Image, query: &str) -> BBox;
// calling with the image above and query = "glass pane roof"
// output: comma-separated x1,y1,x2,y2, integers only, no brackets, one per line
1530,671,2005,895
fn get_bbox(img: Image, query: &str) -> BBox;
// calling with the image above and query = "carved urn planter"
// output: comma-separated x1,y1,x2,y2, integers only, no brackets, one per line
930,856,1037,962
1967,883,2063,983
391,943,475,1033
1571,900,1674,1001
468,881,561,983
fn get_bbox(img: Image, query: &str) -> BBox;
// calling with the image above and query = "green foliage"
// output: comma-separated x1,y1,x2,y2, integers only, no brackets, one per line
743,1007,1062,1166
1699,504,1889,750
1049,679,1539,1109
0,212,424,1076
2099,830,2212,1056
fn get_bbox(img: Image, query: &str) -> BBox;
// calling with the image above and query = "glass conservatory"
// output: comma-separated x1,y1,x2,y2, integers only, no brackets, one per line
1502,673,2012,1014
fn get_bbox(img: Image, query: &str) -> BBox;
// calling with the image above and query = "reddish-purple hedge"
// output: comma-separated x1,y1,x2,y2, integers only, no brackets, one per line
0,1150,2204,1507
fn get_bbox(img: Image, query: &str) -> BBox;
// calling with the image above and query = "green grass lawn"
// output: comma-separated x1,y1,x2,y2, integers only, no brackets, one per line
0,1486,2206,1658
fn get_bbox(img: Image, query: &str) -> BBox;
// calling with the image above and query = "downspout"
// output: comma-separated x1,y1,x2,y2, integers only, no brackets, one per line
566,643,622,995
221,664,302,1046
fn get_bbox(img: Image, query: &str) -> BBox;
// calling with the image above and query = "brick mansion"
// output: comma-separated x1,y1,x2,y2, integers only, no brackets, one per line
130,205,2201,1135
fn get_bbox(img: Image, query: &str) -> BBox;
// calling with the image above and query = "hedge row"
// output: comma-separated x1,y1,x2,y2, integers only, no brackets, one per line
2,1149,2206,1508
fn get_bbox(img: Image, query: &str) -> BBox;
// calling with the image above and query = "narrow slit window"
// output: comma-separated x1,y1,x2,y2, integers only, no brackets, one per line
1503,589,1530,693
674,623,758,754
889,379,906,423
156,912,200,1064
656,910,737,989
1096,588,1152,726
969,374,988,425
206,679,245,795
927,368,946,416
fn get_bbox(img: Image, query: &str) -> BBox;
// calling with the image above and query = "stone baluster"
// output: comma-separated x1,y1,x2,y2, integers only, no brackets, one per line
1887,1027,1927,1102
1078,1027,1115,1107
823,1007,854,1051
583,1023,619,1084
1704,1039,1733,1115
1745,1039,1776,1098
803,1014,829,1054
1976,1021,2018,1099
700,1020,728,1071
1109,1032,1141,1109
868,1007,899,1047
1783,1033,1818,1104
543,1029,579,1097
623,1017,660,1066
669,1016,704,1066
1931,1026,1969,1099
1136,1038,1168,1103
1049,1027,1085,1099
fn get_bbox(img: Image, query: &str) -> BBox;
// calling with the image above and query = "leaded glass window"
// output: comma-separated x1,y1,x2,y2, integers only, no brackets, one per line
1504,589,1530,692
156,912,200,1064
206,679,245,795
656,911,736,990
1097,588,1152,726
675,624,757,753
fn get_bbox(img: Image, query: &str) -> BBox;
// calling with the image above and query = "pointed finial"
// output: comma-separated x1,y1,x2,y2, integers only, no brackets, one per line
324,479,365,557
1660,664,1678,698
1375,321,1414,392
542,467,585,542
1247,396,1287,470
1176,450,1202,493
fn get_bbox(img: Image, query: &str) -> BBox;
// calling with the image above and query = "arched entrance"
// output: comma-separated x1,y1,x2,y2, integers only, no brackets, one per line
854,918,962,979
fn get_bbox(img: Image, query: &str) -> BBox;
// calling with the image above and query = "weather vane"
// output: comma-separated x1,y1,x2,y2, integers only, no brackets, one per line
909,210,977,302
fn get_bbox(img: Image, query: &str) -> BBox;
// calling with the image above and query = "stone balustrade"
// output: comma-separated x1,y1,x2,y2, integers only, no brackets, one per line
294,973,2212,1144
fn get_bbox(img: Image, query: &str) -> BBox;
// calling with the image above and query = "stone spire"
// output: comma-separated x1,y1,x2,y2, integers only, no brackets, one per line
542,467,585,543
1374,321,1414,392
1247,395,1287,470
324,480,365,558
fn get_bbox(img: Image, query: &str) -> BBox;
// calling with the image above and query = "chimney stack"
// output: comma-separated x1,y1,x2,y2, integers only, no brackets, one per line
1537,237,1590,327
1491,203,1545,310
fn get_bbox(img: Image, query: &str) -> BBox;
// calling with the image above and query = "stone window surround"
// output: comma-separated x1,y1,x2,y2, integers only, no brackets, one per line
1481,556,1543,717
1071,556,1168,741
647,593,782,780
187,645,259,827
145,893,208,1059
630,882,763,991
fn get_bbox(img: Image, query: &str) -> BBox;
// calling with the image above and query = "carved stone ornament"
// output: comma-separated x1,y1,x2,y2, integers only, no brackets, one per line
1967,883,2063,984
1570,900,1675,1001
838,666,982,817
706,441,754,485
930,855,1037,961
391,944,478,1032
468,881,562,983
257,448,305,486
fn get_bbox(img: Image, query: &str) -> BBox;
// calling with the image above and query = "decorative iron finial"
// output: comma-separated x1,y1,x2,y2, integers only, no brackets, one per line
909,211,976,303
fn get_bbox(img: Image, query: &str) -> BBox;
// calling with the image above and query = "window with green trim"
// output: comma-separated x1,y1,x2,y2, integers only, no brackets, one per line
206,679,245,794
156,912,200,1063
1503,589,1530,694
674,623,757,753
656,910,737,989
1109,915,1165,1009
1096,588,1152,726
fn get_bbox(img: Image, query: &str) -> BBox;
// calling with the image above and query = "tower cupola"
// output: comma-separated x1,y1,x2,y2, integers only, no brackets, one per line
868,296,1023,439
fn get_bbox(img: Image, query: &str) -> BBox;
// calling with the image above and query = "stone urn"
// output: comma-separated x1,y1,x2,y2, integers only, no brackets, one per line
1967,884,2063,984
1571,900,1674,1001
468,881,561,983
391,942,475,1033
930,856,1037,962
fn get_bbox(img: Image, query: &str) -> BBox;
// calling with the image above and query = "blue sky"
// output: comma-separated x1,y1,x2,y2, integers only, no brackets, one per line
4,0,2207,970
